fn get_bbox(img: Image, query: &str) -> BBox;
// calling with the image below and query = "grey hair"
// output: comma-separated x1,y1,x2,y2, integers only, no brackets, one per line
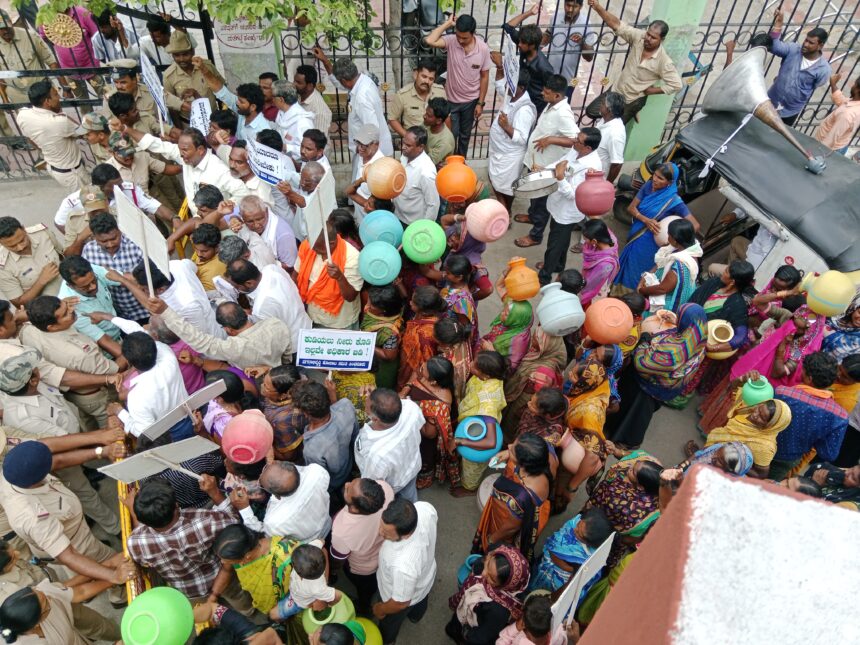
218,235,250,264
239,194,267,215
333,58,359,82
272,80,299,105
302,160,326,185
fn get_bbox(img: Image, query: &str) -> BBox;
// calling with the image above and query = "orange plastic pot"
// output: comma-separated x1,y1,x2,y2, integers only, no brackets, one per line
583,297,634,345
504,257,540,301
436,155,478,203
365,157,407,200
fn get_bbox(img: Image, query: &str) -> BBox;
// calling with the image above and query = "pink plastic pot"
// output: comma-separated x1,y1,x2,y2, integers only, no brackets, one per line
221,410,274,464
465,199,509,242
575,169,615,217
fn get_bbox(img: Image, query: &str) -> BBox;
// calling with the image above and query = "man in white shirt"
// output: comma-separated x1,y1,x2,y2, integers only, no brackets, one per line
91,10,138,63
539,127,603,286
595,92,627,182
225,141,273,207
271,80,315,160
312,48,394,176
393,127,440,225
148,299,292,368
231,195,297,271
218,233,277,273
373,498,437,643
354,389,424,502
231,461,331,540
225,259,311,353
515,74,580,248
122,125,250,217
113,258,226,340
346,124,385,224
135,16,197,66
294,64,333,138
108,318,190,439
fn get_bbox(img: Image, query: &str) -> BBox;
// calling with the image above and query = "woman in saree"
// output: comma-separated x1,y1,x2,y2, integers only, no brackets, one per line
614,162,698,293
579,219,620,309
822,287,860,362
397,285,447,390
441,253,480,354
334,285,404,414
676,441,754,477
696,265,802,433
472,433,553,563
212,524,307,643
637,218,702,315
400,356,458,491
362,284,404,389
446,546,530,645
729,305,826,388
581,447,663,567
702,389,792,477
605,304,708,448
831,355,860,467
553,349,621,513
673,260,757,409
529,507,613,594
481,298,534,374
501,324,567,441
435,317,473,403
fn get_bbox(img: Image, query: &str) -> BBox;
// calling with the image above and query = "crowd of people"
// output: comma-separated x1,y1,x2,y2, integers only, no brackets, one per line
0,1,857,644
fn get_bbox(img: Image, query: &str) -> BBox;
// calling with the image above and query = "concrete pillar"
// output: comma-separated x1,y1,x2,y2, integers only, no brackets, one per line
624,0,708,161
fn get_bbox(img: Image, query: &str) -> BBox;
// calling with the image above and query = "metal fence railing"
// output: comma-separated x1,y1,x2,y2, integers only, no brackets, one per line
0,0,857,180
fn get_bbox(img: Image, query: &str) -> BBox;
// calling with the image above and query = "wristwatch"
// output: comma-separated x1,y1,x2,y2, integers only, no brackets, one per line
95,446,104,458
477,101,486,106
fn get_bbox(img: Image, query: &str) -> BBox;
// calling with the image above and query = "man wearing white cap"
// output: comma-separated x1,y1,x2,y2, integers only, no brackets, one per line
346,124,385,224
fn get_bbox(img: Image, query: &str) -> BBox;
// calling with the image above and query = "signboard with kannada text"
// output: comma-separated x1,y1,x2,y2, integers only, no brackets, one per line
246,138,290,185
296,329,377,371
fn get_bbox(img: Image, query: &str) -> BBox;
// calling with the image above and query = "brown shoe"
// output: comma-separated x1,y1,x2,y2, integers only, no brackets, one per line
514,236,540,248
535,261,545,270
570,243,583,253
513,213,532,224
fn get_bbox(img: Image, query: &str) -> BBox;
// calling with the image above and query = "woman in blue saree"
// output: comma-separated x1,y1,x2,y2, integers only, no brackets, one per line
614,162,698,292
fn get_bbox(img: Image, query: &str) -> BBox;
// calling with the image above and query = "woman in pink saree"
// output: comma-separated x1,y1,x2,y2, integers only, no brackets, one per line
579,219,620,309
730,305,826,387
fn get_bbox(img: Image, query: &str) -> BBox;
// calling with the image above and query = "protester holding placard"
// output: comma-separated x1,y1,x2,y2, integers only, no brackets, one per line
294,223,364,330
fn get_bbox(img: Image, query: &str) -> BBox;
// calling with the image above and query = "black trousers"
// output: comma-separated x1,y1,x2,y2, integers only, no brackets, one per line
834,425,860,467
449,99,477,157
344,565,378,615
378,594,429,643
539,218,576,284
527,194,551,242
781,113,800,126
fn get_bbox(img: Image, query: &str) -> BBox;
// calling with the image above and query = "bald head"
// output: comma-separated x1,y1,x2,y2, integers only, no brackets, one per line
239,195,269,235
260,461,299,497
369,388,402,426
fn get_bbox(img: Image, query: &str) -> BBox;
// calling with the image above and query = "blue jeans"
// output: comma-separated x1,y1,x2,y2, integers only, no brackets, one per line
168,416,194,442
836,145,849,155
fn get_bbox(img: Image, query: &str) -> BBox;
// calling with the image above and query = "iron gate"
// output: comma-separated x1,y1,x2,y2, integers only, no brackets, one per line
0,0,858,180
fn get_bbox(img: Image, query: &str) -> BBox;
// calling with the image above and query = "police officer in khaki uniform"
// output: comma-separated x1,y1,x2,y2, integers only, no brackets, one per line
162,30,218,124
0,441,135,602
107,131,182,199
15,81,89,189
102,58,157,119
60,186,109,257
74,112,112,163
0,217,62,308
20,295,122,430
0,349,121,538
0,10,63,103
0,426,124,641
387,60,446,137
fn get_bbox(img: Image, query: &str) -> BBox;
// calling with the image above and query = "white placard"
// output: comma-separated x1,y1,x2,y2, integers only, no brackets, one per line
303,168,337,247
502,36,521,96
246,138,290,185
99,436,220,483
551,532,615,632
139,54,169,123
139,380,227,440
296,329,377,371
113,187,170,280
189,97,212,135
